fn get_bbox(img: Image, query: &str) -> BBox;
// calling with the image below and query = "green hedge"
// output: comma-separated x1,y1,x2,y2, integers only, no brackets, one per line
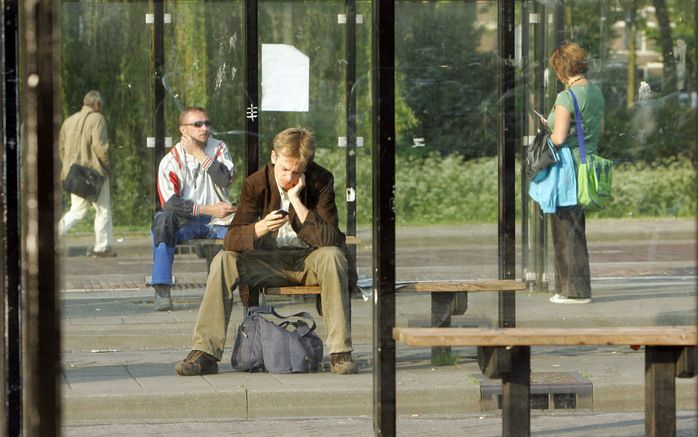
68,152,696,233
318,150,697,227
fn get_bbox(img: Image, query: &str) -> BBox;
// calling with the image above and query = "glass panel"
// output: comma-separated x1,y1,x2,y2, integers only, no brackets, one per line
164,1,246,192
521,0,697,326
60,1,153,228
394,0,501,297
54,0,696,434
257,1,351,223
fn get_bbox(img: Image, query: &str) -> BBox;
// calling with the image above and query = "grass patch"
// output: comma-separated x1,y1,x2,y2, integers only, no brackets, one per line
431,352,459,366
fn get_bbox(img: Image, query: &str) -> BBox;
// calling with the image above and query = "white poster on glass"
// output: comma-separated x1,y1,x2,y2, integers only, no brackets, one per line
261,44,309,112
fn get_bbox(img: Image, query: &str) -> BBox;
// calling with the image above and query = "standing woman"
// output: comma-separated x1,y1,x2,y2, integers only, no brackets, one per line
544,42,605,304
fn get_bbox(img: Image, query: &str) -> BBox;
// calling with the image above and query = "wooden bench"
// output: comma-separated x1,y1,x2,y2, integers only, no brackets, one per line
261,280,525,358
393,326,697,437
187,238,225,270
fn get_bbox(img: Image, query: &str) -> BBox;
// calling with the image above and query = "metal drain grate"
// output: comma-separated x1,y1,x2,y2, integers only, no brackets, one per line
479,371,592,411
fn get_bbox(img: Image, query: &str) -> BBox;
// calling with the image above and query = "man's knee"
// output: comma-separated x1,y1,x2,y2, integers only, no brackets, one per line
313,246,348,271
213,250,241,264
69,207,88,221
152,210,176,228
210,250,243,276
152,211,179,246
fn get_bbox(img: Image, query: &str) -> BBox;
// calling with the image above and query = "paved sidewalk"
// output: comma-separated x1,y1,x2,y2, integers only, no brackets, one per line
64,412,698,437
60,219,697,430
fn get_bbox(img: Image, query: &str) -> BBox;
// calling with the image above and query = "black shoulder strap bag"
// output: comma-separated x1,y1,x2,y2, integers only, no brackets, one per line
63,113,105,203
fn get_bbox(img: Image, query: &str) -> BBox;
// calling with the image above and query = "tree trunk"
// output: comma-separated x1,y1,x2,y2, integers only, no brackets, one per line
652,0,677,94
626,0,638,106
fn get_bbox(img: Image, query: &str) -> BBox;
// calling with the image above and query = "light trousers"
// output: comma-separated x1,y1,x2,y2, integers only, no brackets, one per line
192,247,353,360
58,176,112,252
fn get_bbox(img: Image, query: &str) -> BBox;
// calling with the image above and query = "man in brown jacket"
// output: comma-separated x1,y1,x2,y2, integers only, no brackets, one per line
176,127,357,375
58,90,115,257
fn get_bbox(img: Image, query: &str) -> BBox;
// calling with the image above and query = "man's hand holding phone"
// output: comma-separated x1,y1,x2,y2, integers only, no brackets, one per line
261,209,289,233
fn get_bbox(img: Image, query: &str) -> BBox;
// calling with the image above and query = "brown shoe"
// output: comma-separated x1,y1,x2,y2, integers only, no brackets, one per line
330,352,358,375
175,350,218,376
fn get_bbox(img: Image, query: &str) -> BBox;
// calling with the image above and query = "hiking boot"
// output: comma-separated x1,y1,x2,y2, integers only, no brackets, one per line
153,284,173,311
175,350,219,376
330,352,358,375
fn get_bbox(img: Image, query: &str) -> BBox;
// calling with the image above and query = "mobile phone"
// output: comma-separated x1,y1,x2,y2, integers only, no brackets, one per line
275,209,289,217
531,108,547,121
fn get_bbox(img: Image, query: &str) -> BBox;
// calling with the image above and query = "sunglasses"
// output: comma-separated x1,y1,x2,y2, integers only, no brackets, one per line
182,120,212,128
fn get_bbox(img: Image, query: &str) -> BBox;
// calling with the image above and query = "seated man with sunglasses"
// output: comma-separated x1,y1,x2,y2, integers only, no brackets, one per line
150,107,237,311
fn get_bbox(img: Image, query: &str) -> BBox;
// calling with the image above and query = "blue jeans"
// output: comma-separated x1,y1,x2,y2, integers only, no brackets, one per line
151,213,228,286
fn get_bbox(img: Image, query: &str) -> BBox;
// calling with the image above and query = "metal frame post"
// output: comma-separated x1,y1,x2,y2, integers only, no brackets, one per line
520,0,530,287
2,1,21,434
530,0,549,293
20,0,61,434
497,0,517,328
345,0,357,246
372,0,396,434
153,0,165,213
244,0,259,175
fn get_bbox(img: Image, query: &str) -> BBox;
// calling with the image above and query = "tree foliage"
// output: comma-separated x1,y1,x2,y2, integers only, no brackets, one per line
59,0,697,227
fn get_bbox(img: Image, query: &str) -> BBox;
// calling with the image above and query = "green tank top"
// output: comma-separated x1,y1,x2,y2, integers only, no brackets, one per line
548,83,605,157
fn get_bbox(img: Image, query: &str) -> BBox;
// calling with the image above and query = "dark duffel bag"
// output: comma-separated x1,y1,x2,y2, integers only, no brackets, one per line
231,306,323,374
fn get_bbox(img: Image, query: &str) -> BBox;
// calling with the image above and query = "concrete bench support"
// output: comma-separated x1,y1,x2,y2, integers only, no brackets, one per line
393,326,697,437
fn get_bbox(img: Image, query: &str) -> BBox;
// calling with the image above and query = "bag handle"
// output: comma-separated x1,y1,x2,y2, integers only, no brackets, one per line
567,88,587,164
247,305,317,332
69,111,94,164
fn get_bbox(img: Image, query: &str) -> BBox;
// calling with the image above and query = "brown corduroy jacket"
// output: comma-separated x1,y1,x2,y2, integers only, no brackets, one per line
224,162,356,288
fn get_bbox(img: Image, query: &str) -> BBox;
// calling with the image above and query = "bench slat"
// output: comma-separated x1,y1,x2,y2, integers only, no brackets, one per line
264,285,321,295
393,326,697,347
405,280,526,293
265,280,526,296
187,236,360,245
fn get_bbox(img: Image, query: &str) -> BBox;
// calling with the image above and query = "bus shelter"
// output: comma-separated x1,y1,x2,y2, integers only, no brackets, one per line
2,1,696,435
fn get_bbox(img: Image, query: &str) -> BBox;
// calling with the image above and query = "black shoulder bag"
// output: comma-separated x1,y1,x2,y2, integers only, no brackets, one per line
63,113,105,202
526,128,558,181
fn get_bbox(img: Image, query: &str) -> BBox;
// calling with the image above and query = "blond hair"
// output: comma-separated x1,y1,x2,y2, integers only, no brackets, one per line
273,127,315,165
549,42,588,82
179,107,206,126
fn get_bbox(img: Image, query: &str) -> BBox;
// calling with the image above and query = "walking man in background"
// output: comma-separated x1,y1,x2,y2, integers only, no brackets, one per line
58,90,115,257
151,107,237,311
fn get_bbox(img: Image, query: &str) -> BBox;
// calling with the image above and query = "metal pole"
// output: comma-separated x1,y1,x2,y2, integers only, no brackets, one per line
497,0,516,328
244,0,259,176
531,0,548,294
2,1,21,434
345,0,357,245
372,0,396,434
21,0,61,434
153,0,165,213
520,0,530,287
